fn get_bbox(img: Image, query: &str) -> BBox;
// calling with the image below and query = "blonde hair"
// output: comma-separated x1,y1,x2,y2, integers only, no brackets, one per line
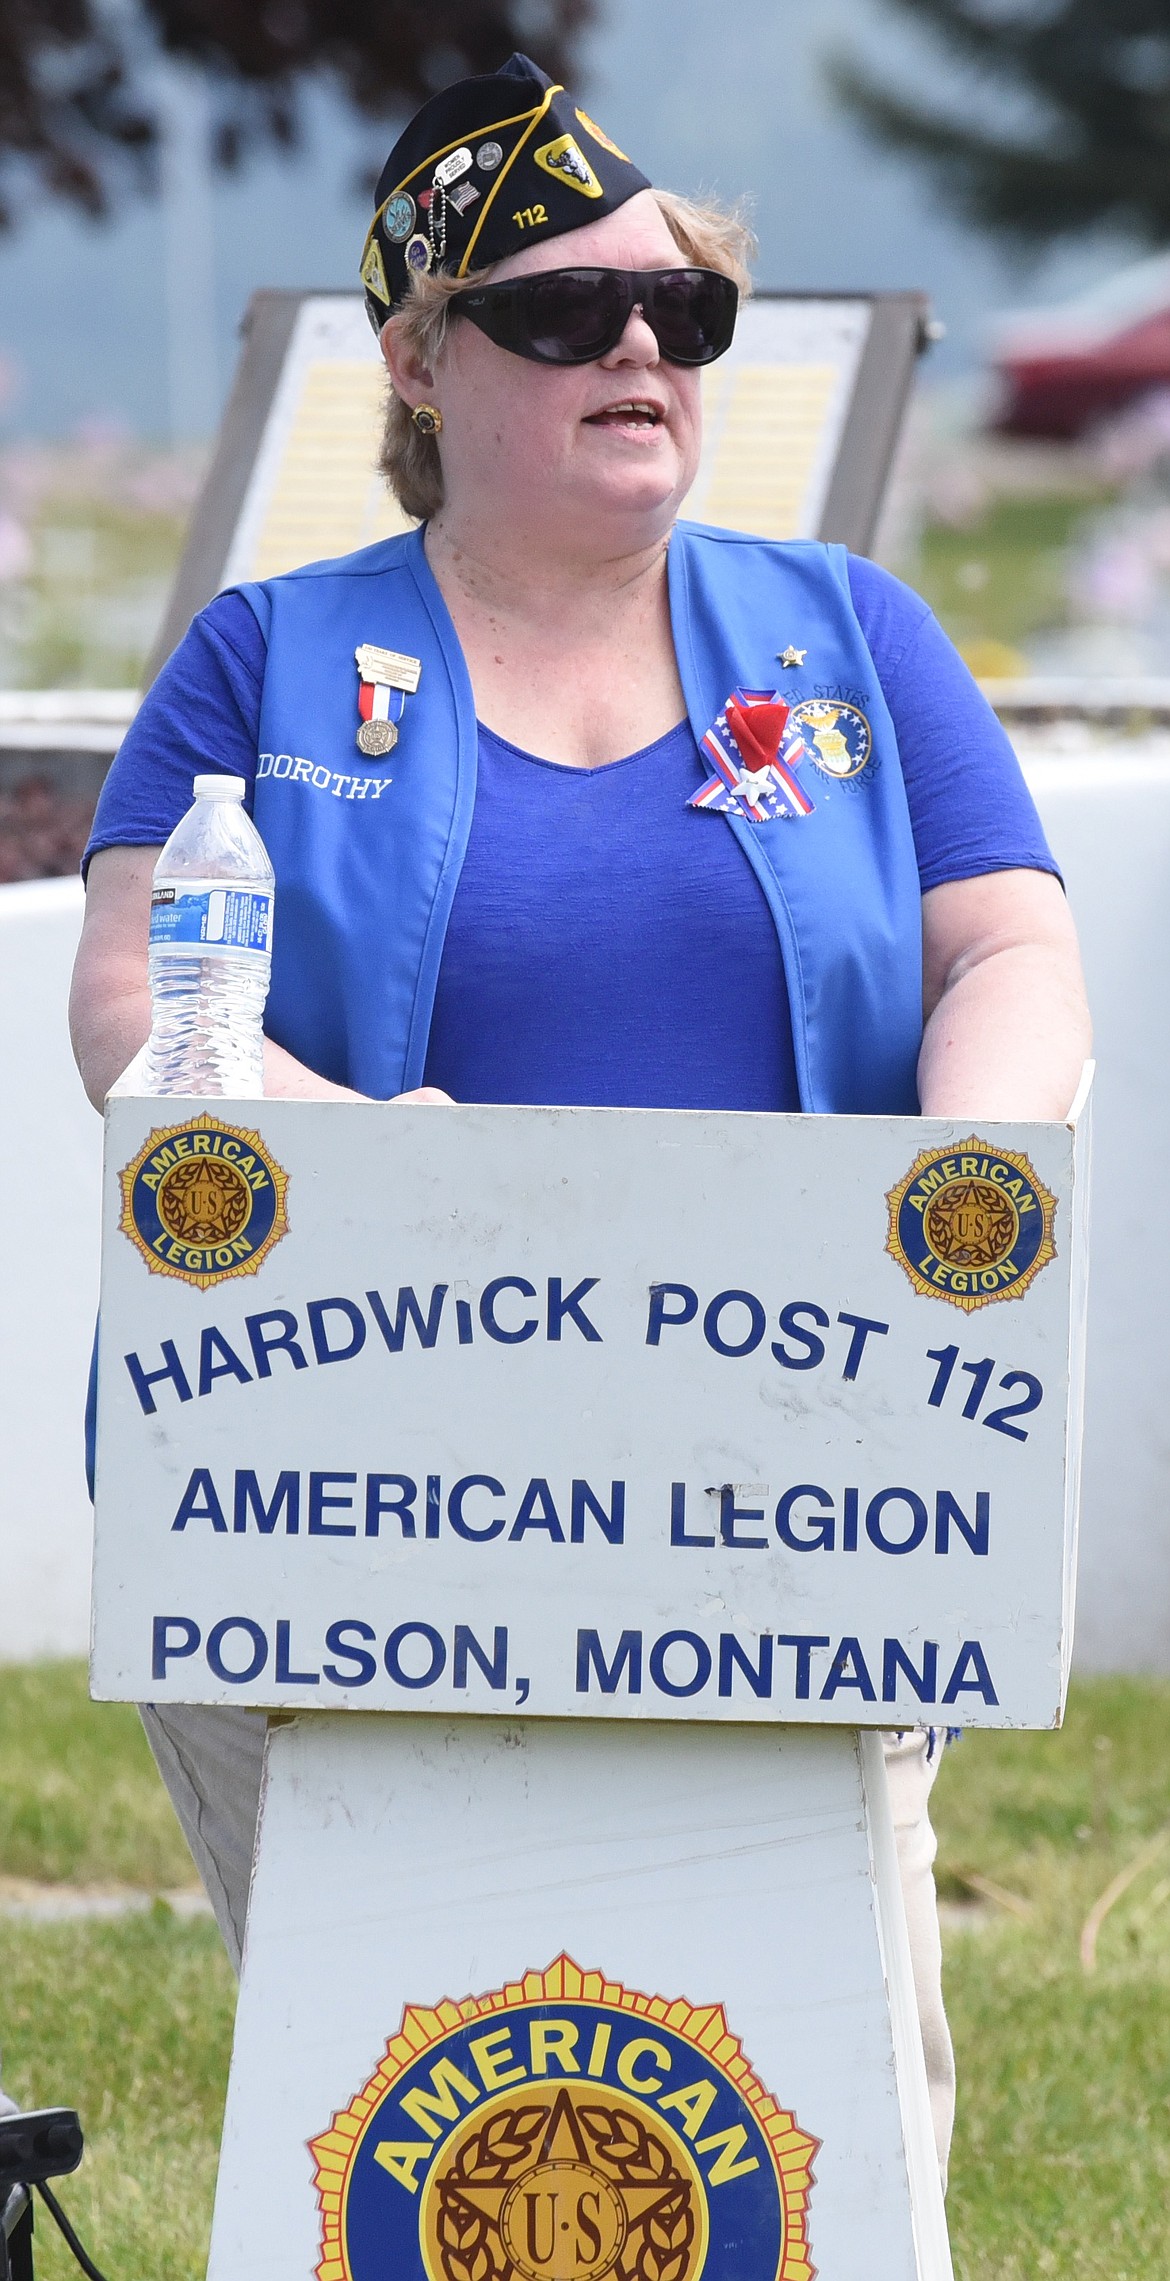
378,189,756,523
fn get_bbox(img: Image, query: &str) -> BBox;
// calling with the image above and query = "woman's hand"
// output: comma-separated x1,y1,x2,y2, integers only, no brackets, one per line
919,868,1091,1120
262,1040,366,1102
387,1088,456,1104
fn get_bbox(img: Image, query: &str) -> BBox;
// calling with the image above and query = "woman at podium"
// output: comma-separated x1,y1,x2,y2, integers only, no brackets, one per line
71,50,1090,2187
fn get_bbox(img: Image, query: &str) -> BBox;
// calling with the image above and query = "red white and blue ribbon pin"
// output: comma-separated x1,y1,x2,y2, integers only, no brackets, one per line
689,689,815,823
354,643,421,758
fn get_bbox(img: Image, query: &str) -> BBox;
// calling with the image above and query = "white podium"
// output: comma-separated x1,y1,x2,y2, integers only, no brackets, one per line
91,1088,1090,2281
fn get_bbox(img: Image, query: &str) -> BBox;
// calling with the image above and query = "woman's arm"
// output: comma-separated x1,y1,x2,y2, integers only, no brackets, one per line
70,846,451,1109
918,868,1091,1120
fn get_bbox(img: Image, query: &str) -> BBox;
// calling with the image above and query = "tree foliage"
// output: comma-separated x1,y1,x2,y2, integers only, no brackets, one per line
0,0,595,228
828,0,1170,247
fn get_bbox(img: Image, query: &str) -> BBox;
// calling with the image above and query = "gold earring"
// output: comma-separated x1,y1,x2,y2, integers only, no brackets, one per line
411,403,443,436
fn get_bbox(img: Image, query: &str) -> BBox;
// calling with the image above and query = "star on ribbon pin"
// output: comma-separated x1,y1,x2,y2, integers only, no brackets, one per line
689,688,815,822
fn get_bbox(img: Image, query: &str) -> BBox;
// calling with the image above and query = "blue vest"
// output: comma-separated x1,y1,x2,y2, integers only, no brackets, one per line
241,521,922,1111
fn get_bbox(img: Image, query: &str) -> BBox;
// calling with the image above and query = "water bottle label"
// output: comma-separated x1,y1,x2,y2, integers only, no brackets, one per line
150,885,272,954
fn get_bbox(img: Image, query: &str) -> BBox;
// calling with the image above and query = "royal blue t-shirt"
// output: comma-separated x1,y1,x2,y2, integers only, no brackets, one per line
86,556,1056,1111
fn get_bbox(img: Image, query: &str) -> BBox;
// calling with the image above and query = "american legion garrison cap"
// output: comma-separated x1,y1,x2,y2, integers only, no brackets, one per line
360,52,651,330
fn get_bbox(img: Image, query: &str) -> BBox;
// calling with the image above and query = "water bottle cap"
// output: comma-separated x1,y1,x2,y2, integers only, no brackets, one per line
193,774,247,801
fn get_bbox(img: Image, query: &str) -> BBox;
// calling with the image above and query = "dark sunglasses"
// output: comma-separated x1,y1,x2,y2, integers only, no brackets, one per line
450,266,739,367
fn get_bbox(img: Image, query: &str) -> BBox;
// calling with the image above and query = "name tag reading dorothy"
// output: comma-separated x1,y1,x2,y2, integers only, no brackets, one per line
354,645,422,694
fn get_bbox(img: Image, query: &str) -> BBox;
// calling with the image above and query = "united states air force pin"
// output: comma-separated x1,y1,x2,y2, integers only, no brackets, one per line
355,644,422,757
789,699,872,781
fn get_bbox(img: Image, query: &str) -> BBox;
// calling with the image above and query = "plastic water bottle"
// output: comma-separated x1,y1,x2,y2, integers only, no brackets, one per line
143,775,275,1097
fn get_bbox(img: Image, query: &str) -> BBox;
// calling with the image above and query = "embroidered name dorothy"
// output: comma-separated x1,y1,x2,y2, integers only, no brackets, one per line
256,753,391,800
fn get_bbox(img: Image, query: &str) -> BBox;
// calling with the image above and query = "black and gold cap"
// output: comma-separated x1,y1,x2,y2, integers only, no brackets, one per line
360,52,651,330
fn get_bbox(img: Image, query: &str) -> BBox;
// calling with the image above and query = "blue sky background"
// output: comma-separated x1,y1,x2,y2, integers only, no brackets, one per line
0,0,1142,440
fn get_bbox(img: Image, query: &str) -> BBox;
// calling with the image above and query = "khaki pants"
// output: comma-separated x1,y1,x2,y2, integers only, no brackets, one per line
882,1725,957,2185
141,1706,956,2182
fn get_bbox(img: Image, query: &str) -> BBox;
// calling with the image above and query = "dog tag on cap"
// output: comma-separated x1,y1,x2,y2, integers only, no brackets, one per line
434,145,472,188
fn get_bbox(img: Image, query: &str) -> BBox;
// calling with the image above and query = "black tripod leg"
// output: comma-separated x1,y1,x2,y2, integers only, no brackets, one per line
7,2202,33,2281
1,2196,33,2281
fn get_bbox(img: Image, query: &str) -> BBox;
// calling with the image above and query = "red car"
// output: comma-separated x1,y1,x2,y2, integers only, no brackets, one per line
992,253,1170,438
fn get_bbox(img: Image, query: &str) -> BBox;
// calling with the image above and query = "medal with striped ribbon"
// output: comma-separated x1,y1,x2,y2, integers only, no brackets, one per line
354,645,422,757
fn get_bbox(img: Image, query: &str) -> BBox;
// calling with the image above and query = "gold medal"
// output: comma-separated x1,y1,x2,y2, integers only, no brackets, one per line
357,717,398,756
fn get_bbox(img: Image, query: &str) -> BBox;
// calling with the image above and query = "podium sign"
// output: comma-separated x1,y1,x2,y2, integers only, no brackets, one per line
90,1089,1089,2281
93,1097,1088,1729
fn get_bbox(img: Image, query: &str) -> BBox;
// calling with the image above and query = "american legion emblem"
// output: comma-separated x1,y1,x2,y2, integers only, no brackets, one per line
886,1136,1057,1311
310,1957,818,2281
119,1116,289,1290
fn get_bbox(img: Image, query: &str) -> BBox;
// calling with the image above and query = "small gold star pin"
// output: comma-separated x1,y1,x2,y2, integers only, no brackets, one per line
778,645,807,668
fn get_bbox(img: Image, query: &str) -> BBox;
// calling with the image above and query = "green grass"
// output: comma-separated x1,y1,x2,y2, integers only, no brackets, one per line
13,499,188,689
0,1661,198,1889
934,1678,1170,2281
0,443,198,690
2,1664,1170,2278
912,490,1115,674
0,1665,229,2277
0,1912,234,2281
